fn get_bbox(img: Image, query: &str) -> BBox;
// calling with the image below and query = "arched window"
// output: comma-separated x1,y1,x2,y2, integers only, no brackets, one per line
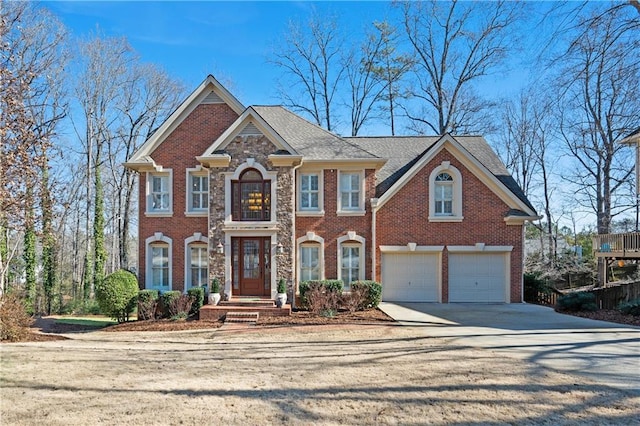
434,172,453,215
145,233,172,290
232,168,271,221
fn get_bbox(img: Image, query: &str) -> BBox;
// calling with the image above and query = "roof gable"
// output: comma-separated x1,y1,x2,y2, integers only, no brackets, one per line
124,75,244,171
370,134,538,217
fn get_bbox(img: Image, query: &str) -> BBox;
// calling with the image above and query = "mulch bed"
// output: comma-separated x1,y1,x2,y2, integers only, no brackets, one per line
560,309,640,327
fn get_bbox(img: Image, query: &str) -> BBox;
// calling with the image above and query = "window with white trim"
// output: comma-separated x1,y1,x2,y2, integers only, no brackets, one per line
188,173,208,212
341,244,360,290
300,243,320,281
300,173,319,210
188,244,208,288
146,171,172,215
338,171,364,213
150,244,169,289
434,172,453,215
428,162,463,222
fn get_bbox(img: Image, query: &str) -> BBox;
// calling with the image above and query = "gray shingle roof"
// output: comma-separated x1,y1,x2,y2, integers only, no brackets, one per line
346,135,536,214
252,106,379,160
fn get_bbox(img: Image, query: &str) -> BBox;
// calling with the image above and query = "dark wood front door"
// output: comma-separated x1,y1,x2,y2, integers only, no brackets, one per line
232,237,271,296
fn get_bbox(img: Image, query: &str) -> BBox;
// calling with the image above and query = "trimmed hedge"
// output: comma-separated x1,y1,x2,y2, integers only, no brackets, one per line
95,270,139,323
556,291,597,312
350,280,382,309
300,280,343,299
160,291,182,318
187,287,205,316
138,290,159,320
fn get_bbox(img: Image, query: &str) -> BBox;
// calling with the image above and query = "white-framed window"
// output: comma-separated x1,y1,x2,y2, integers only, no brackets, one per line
146,170,172,216
146,232,172,290
429,162,463,222
300,173,319,210
300,244,320,281
337,232,365,290
434,172,453,215
338,171,365,215
297,232,325,284
189,245,208,288
341,244,360,288
185,233,209,290
186,167,209,215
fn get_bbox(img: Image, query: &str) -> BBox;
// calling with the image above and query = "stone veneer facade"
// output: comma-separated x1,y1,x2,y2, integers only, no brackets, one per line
208,135,294,299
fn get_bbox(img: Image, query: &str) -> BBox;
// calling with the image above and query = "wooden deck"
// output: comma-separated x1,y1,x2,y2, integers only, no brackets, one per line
593,232,640,259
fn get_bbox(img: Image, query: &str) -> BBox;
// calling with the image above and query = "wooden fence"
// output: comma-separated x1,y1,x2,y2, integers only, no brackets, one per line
589,281,640,310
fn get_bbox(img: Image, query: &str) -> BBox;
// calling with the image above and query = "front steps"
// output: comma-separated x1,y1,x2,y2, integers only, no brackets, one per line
199,297,291,322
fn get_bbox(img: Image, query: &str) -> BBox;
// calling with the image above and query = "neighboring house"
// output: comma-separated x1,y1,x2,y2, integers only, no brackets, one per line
124,75,539,304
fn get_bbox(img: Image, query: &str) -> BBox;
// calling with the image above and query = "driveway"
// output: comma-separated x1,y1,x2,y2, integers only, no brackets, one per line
379,302,640,394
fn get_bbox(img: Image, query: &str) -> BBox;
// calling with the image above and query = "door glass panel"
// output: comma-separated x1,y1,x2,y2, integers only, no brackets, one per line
232,239,239,290
264,238,271,291
243,240,260,279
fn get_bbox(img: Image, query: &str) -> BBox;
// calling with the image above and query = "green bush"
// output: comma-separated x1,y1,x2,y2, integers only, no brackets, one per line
351,280,382,309
277,278,287,294
160,291,182,318
211,278,221,294
94,269,139,323
60,299,102,315
618,298,640,316
300,280,343,313
556,291,597,312
138,290,159,320
0,291,33,342
187,287,205,316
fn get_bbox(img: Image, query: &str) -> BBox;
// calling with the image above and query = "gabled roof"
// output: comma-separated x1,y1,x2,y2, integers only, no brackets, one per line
348,134,537,217
621,127,640,145
124,75,245,171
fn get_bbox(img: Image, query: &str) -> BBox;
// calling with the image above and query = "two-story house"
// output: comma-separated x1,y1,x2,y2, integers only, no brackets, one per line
124,75,538,304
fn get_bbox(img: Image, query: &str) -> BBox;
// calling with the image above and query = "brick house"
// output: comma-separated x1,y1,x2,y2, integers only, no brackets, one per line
124,75,538,304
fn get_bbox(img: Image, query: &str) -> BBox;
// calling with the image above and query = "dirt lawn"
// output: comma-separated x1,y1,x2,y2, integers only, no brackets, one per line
1,324,638,425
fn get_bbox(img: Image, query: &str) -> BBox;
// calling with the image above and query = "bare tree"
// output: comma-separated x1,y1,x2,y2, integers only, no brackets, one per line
400,0,523,135
271,11,345,132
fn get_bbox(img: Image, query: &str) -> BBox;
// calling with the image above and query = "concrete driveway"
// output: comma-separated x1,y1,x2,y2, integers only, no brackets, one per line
379,302,640,394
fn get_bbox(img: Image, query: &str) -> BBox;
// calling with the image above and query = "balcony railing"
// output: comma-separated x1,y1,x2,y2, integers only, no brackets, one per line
593,232,640,258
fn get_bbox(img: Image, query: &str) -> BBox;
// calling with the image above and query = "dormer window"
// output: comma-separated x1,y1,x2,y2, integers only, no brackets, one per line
232,168,271,221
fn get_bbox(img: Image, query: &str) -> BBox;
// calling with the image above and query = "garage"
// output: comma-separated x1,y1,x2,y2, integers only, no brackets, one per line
381,252,440,302
448,252,509,303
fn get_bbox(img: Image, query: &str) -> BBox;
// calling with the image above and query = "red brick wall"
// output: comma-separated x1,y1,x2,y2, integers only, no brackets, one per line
137,103,239,292
295,168,376,281
375,147,524,302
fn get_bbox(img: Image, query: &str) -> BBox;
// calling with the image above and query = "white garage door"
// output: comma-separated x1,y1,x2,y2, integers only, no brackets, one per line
381,253,439,302
449,253,508,303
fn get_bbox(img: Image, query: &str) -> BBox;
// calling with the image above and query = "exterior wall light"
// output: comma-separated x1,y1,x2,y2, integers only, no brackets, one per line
216,241,224,254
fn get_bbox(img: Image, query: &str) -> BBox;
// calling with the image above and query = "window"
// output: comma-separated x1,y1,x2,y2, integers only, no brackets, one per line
151,244,169,288
189,245,208,288
300,244,320,281
338,171,364,213
232,168,271,221
146,233,172,290
337,232,365,290
146,171,172,215
189,173,208,212
341,244,360,289
434,173,453,215
428,162,463,222
300,174,319,210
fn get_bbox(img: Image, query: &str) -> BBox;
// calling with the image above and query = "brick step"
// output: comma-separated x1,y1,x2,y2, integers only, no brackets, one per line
225,311,259,323
219,299,275,308
199,304,291,321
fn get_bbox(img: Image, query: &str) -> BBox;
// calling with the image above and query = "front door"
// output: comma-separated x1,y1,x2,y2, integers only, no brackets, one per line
232,237,271,296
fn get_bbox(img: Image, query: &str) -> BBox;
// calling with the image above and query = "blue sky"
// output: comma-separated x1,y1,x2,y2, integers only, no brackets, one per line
44,1,400,107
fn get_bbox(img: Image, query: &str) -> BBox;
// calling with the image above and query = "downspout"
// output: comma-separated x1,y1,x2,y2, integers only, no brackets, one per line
371,198,379,282
290,159,304,310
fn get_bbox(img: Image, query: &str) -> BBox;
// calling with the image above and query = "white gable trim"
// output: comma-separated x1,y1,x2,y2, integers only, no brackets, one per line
374,134,537,216
125,75,244,168
200,107,299,158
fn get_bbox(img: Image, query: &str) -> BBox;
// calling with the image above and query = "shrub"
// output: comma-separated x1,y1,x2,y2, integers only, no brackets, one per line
277,278,287,294
187,287,205,317
60,299,102,315
350,280,382,309
95,270,139,323
211,278,221,294
340,286,367,313
160,291,182,318
300,281,341,314
618,298,640,316
167,294,194,320
138,290,159,321
0,291,33,342
556,291,597,312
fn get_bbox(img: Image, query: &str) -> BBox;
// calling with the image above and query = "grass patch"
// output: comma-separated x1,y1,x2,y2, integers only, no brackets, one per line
54,316,118,328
